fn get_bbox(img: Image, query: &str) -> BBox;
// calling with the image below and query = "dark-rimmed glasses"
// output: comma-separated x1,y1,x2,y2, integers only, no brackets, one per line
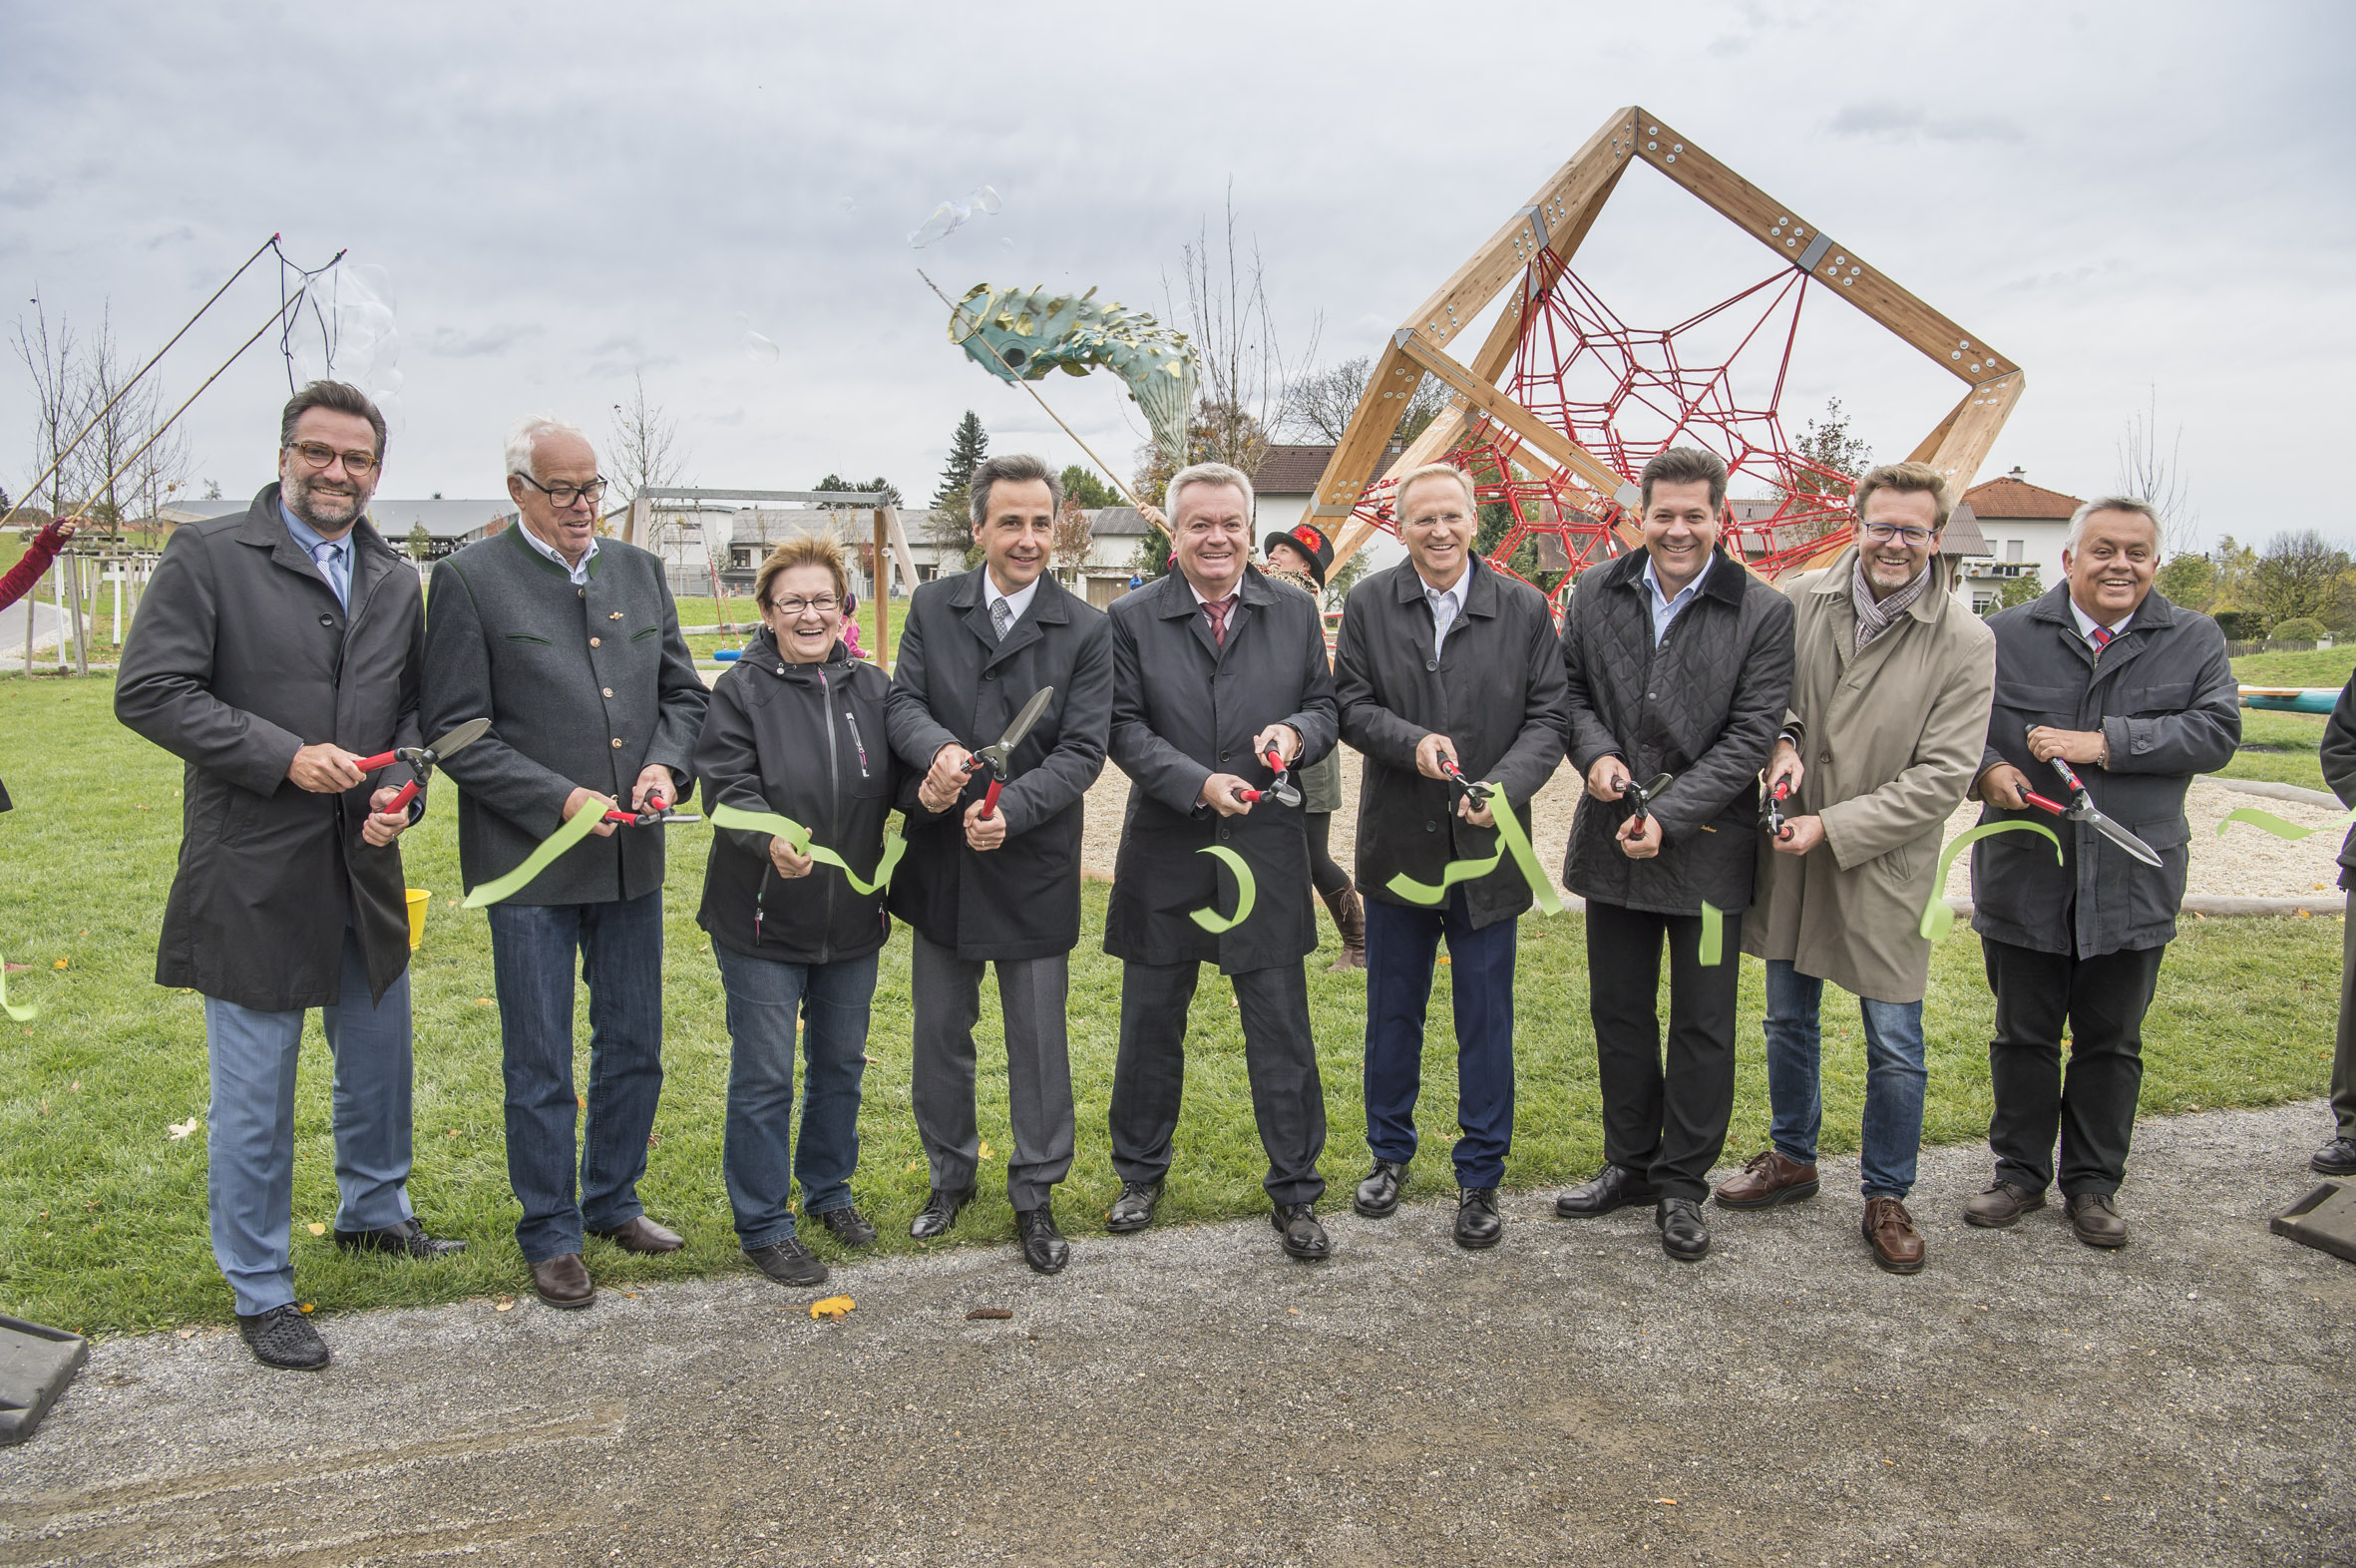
765,594,841,617
1859,521,1937,547
515,473,609,510
286,440,380,476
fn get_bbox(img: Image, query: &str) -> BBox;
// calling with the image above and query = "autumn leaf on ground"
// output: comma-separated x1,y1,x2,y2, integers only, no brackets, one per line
809,1295,856,1321
53,958,69,971
980,1139,994,1159
167,1117,200,1140
494,1298,516,1313
967,1308,1012,1321
297,1303,315,1314
306,1222,326,1236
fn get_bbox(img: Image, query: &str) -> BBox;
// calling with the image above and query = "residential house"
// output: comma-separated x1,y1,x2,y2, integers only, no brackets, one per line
1958,470,2081,613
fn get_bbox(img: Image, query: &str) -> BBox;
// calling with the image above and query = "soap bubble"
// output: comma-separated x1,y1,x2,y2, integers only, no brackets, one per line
999,235,1015,250
838,196,856,212
282,257,400,391
744,331,780,362
908,185,1004,248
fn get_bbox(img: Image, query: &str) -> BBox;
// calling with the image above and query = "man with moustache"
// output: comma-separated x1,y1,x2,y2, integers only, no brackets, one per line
1552,446,1794,1263
1101,462,1340,1260
886,453,1113,1275
422,415,708,1309
1715,463,1995,1274
1334,463,1567,1249
1964,497,2236,1249
117,382,462,1372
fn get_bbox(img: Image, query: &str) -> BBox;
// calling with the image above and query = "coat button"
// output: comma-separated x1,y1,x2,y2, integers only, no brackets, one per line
319,613,335,627
578,588,587,599
1425,821,1438,833
602,687,613,698
1220,751,1230,761
1218,827,1230,841
589,636,600,647
984,669,996,680
611,738,622,749
1425,659,1439,671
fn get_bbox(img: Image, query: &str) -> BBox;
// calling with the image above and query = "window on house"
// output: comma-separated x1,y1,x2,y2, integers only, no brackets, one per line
2005,539,2023,563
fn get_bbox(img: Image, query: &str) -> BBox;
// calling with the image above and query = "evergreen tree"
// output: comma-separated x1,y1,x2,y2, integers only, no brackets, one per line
931,412,988,517
1060,465,1118,509
815,474,903,506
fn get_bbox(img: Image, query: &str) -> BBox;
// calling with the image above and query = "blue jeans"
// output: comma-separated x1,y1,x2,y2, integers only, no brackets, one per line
1363,887,1518,1188
713,943,876,1249
203,921,414,1316
487,890,665,1263
1762,959,1927,1199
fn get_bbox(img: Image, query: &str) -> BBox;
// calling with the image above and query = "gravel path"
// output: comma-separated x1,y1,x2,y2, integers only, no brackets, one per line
9,1102,2351,1565
1081,755,2348,905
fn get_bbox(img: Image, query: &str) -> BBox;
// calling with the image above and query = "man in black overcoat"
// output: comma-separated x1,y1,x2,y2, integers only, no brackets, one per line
1552,446,1795,1263
1102,462,1341,1261
116,382,462,1372
884,454,1113,1275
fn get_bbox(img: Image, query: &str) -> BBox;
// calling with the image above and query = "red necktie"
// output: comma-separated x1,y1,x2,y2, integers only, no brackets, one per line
1203,595,1233,647
2090,624,2114,655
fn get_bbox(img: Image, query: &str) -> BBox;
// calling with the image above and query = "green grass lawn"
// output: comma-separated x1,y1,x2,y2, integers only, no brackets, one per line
0,675,2343,1337
2215,654,2352,793
2234,646,2356,689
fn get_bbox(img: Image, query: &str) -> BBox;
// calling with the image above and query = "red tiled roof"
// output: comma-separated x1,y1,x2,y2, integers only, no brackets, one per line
1253,442,1405,496
1963,475,2082,521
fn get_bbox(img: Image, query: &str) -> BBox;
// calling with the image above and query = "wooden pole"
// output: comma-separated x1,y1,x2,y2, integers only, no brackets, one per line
873,508,891,672
69,554,88,676
20,589,31,677
50,566,65,670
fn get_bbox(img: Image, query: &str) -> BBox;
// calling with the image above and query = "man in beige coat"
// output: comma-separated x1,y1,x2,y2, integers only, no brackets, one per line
1716,462,1996,1272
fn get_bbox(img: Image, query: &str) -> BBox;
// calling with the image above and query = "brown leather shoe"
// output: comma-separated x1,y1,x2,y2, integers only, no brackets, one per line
1962,1178,2046,1229
1861,1196,1925,1274
531,1253,595,1309
2065,1192,2130,1249
589,1216,684,1254
1713,1149,1819,1210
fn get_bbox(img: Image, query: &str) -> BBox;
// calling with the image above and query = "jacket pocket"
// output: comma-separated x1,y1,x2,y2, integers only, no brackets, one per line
630,625,660,642
504,631,553,645
1992,678,2078,722
2119,680,2193,715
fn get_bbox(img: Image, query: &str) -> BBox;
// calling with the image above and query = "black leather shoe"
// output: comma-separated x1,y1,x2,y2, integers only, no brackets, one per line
1454,1187,1503,1250
1273,1202,1332,1262
236,1304,330,1371
909,1185,977,1240
1657,1197,1711,1262
744,1237,829,1287
1554,1163,1660,1218
809,1205,877,1248
333,1217,466,1260
2312,1136,2356,1177
1105,1180,1163,1234
1354,1158,1409,1218
1015,1206,1070,1275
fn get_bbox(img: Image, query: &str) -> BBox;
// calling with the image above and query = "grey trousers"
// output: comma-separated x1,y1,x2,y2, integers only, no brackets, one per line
2335,902,2356,1140
909,932,1076,1210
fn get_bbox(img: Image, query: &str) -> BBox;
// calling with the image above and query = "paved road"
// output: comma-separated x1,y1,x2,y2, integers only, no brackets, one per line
4,1103,2352,1566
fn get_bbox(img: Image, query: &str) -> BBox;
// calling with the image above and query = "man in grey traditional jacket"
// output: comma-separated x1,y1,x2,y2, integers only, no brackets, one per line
1716,463,1995,1274
118,382,463,1372
422,416,707,1309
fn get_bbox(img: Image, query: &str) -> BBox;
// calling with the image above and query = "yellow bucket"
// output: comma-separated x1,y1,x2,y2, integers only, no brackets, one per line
405,889,431,950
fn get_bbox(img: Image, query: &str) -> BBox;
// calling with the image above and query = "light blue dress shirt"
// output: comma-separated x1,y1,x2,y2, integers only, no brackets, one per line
281,502,351,609
1419,573,1465,657
1642,551,1713,646
520,522,599,586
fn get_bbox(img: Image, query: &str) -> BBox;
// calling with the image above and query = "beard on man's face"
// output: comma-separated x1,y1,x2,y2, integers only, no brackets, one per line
285,470,366,532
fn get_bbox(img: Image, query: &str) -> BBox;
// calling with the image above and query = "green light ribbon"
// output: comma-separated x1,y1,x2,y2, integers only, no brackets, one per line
2214,803,2356,841
1699,902,1724,966
0,957,38,1022
709,803,909,896
1190,845,1259,934
1382,786,1564,916
462,803,607,909
1918,821,2064,941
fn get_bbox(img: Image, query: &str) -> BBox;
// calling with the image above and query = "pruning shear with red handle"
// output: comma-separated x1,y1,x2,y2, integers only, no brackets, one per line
1767,777,1794,842
2020,725,2162,868
351,716,489,821
1259,744,1303,808
1440,756,1492,809
603,791,701,828
964,684,1055,822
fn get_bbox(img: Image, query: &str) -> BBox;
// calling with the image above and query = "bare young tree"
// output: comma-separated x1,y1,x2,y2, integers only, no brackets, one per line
1170,187,1309,480
1280,354,1453,446
2117,384,2196,555
83,308,191,526
11,294,95,518
607,371,687,501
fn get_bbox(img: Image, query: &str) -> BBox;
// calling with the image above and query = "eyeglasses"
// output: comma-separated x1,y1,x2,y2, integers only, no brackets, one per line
765,594,841,617
1859,522,1937,547
515,473,610,510
1406,511,1470,529
286,440,379,476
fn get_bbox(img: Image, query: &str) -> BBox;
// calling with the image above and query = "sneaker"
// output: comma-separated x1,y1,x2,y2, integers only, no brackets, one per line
744,1237,829,1287
235,1304,330,1371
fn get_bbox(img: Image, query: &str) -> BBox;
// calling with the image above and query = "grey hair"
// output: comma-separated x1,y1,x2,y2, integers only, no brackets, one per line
504,415,592,480
1164,460,1254,522
968,452,1063,525
2065,495,2163,552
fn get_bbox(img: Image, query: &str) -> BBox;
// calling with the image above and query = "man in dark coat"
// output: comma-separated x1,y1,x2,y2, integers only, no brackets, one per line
884,454,1113,1274
1102,462,1341,1261
116,382,462,1372
2314,671,2356,1177
421,415,707,1310
1552,446,1795,1263
1965,497,2237,1248
1335,463,1567,1250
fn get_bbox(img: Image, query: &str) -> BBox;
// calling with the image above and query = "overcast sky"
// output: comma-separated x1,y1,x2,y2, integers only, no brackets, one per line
5,1,2349,550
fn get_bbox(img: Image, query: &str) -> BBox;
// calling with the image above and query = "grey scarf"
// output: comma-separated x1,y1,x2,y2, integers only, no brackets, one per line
1852,556,1933,652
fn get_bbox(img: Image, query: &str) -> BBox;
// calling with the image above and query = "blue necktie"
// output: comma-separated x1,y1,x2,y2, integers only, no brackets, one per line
311,540,349,608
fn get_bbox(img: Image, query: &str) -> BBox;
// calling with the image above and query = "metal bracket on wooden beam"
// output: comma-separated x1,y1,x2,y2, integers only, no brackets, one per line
1796,232,1833,272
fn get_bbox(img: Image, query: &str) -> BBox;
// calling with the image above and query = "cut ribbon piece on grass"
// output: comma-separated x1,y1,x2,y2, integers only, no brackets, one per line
1383,788,1563,915
1698,902,1724,966
2214,803,2356,841
708,804,908,895
1189,845,1258,934
1920,821,2063,941
0,956,37,1021
462,802,607,908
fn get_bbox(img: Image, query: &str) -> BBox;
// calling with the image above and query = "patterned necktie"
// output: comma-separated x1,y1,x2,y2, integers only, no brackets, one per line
311,540,348,608
991,598,1013,641
2090,623,2114,656
1202,595,1233,647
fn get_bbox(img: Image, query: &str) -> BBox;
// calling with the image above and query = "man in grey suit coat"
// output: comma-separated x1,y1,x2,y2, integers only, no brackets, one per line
422,416,708,1310
117,382,462,1372
885,454,1113,1275
1103,462,1341,1262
